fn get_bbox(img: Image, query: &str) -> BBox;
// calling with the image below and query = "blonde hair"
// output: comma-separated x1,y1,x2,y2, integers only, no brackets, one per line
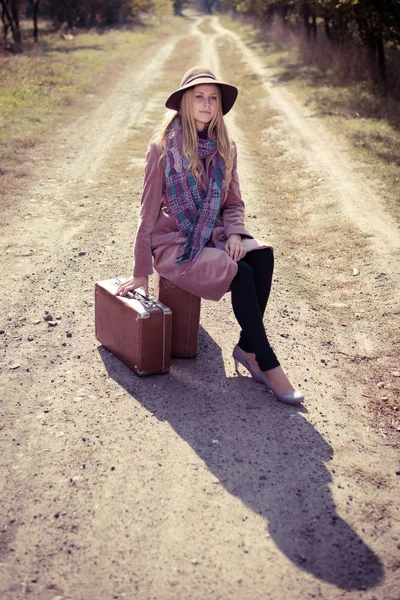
154,86,233,183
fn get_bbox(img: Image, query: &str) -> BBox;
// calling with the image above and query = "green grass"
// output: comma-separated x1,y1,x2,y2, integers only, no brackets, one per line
0,15,184,162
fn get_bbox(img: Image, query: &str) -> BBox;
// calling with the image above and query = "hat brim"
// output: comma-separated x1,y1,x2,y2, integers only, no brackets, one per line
165,77,238,115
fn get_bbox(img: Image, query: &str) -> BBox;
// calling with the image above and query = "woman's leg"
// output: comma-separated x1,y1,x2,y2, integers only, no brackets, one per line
230,259,279,371
231,249,303,401
243,247,274,317
236,248,274,357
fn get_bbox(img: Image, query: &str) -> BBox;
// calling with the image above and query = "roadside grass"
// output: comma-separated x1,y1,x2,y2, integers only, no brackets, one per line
0,14,186,167
220,16,400,221
218,34,399,434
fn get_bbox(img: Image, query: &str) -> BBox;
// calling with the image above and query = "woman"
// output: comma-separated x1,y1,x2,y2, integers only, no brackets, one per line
115,66,304,404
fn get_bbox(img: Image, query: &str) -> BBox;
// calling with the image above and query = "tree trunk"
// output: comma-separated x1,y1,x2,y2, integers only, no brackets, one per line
173,0,182,16
89,3,96,27
324,17,331,40
204,0,216,15
1,8,10,45
311,12,317,39
376,32,386,83
2,0,22,51
279,6,289,21
372,0,387,84
60,0,73,29
10,0,21,43
302,3,311,38
364,31,386,86
32,0,40,43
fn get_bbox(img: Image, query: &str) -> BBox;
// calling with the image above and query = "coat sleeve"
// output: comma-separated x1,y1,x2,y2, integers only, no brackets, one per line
133,142,165,277
221,140,253,239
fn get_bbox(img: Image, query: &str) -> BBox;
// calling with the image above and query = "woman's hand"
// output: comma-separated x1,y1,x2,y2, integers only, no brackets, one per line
114,275,149,297
225,234,246,262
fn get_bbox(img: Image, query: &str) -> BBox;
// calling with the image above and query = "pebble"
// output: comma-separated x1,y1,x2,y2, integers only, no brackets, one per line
28,336,34,342
33,320,41,325
43,314,54,322
10,363,20,370
78,251,86,256
47,321,58,327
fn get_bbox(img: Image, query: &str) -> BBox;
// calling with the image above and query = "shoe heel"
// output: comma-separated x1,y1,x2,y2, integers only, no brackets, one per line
232,345,264,383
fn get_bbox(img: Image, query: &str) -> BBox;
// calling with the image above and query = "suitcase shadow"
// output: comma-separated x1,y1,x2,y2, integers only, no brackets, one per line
98,326,384,591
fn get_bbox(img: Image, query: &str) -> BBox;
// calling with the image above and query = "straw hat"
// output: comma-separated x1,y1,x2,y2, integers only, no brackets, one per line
165,66,238,115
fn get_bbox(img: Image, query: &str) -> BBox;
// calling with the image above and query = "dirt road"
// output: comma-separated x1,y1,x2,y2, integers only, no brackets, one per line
1,15,399,600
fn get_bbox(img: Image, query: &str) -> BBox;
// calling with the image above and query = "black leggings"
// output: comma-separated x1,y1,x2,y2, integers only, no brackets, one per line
230,248,280,372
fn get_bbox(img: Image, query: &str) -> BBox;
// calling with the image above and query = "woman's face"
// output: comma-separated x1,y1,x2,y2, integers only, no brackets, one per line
191,84,218,131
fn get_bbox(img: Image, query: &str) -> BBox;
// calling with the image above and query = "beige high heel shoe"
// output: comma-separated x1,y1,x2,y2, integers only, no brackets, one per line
260,371,304,404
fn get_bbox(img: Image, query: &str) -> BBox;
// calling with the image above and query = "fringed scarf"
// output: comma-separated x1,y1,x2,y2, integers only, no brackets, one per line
165,118,225,273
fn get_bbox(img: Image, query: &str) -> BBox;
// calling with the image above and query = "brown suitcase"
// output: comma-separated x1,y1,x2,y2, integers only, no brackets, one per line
95,278,172,376
154,274,201,359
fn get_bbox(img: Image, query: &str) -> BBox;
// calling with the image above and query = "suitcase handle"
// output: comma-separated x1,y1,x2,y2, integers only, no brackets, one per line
114,279,171,314
114,278,150,302
128,288,148,301
126,288,159,308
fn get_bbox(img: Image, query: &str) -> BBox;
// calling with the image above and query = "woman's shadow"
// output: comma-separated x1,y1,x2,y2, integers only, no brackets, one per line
98,326,384,590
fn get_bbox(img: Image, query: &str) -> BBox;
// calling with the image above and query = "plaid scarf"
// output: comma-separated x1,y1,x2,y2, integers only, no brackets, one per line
165,118,225,272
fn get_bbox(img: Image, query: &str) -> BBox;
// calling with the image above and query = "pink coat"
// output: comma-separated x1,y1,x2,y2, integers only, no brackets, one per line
133,140,270,301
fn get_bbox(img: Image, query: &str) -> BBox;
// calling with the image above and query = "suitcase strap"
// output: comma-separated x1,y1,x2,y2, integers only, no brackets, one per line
128,290,169,371
126,290,171,314
114,279,170,371
114,278,171,314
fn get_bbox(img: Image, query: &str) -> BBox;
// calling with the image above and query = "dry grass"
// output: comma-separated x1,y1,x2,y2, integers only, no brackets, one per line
221,15,400,221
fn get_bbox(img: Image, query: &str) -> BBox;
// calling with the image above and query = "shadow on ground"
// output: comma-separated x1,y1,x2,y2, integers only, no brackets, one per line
98,326,384,591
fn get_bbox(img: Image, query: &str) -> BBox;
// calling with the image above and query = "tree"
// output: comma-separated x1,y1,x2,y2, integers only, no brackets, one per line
226,0,400,85
0,0,22,51
31,0,40,42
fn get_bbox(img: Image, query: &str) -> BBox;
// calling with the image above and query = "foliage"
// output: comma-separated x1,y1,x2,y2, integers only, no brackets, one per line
41,0,155,28
0,0,165,50
227,0,400,84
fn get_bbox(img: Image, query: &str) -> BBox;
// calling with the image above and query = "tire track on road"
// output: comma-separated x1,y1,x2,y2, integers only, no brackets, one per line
59,22,200,184
212,18,400,257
